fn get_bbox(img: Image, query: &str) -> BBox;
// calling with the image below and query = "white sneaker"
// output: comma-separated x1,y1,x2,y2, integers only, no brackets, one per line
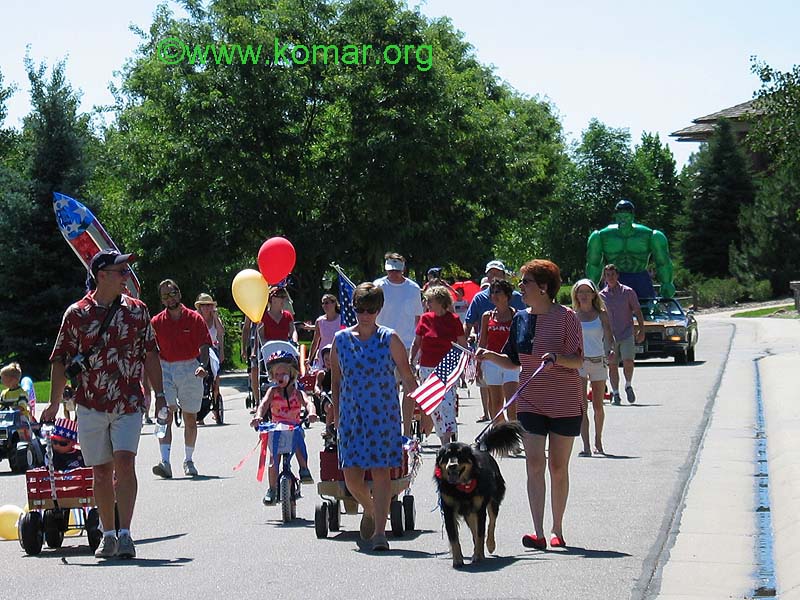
116,533,136,558
94,534,118,558
183,460,198,477
152,460,172,478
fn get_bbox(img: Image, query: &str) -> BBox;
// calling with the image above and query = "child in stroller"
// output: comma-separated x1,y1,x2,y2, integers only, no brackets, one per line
250,351,317,504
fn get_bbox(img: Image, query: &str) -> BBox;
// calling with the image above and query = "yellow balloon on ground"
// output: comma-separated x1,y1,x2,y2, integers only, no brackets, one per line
0,504,24,540
232,269,269,322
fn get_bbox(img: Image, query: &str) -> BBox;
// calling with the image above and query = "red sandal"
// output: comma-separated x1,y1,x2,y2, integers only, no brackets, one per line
522,534,547,550
550,534,566,548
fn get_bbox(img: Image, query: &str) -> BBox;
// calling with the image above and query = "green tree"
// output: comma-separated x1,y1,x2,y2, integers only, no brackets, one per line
731,60,800,293
678,119,754,278
0,60,94,375
101,0,565,314
630,132,681,239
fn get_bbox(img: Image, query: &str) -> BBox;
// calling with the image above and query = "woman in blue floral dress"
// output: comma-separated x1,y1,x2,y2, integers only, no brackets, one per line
331,282,417,551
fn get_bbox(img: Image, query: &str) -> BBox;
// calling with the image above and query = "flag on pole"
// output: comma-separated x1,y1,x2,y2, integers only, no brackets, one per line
410,347,469,415
332,264,358,327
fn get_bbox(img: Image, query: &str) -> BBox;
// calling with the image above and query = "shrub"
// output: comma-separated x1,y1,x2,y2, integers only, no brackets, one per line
749,279,773,302
691,278,745,307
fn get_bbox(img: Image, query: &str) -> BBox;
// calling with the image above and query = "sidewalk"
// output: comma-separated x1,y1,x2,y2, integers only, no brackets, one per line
654,313,800,599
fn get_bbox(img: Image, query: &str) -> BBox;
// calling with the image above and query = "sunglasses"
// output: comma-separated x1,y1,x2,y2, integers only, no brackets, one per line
160,290,180,300
322,300,334,305
52,439,73,447
354,307,379,314
520,278,537,286
102,267,132,276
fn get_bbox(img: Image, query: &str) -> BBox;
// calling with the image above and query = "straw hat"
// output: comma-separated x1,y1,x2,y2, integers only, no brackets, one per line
194,293,217,309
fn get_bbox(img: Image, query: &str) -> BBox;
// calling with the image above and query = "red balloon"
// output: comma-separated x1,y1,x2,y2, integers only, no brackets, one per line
258,237,296,284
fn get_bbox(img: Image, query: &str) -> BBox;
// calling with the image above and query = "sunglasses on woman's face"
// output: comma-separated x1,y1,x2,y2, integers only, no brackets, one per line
322,300,334,305
354,307,379,314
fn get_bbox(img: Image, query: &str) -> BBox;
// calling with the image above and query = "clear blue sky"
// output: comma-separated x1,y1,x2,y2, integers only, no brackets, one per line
1,0,798,167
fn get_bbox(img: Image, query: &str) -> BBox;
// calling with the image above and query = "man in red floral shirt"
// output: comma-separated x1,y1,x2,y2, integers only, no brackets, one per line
43,250,165,560
150,279,211,479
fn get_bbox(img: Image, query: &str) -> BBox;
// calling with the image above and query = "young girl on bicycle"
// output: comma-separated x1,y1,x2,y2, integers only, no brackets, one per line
250,351,317,504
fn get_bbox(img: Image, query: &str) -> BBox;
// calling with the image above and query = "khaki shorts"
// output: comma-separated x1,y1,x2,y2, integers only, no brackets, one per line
76,405,143,466
579,356,608,382
611,336,636,362
161,359,205,414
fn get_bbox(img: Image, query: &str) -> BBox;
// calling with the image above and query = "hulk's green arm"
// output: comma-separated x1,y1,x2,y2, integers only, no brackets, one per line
652,230,675,297
586,230,604,284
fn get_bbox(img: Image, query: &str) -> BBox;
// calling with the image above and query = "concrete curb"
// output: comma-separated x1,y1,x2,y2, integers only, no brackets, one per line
761,352,800,599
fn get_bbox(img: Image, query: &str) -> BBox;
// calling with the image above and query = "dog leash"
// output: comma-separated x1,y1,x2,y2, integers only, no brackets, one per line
474,360,549,445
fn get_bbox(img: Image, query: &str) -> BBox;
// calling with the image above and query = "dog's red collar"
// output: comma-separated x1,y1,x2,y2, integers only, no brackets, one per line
435,466,477,494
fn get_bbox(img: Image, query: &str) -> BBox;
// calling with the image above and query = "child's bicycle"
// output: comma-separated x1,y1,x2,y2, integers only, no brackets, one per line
18,425,101,555
256,421,307,523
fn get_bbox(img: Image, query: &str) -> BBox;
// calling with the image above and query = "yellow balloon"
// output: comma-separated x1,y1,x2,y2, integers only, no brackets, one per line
232,269,269,323
0,504,23,540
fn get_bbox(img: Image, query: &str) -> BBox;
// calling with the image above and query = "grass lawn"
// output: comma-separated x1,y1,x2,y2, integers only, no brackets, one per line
732,304,798,318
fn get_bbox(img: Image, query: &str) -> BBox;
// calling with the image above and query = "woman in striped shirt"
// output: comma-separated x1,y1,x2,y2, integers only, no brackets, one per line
477,259,583,550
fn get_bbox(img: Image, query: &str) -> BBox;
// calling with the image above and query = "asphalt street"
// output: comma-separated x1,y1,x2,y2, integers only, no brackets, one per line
1,317,736,600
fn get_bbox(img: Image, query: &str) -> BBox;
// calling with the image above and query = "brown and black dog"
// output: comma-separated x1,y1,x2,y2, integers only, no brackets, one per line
434,421,524,568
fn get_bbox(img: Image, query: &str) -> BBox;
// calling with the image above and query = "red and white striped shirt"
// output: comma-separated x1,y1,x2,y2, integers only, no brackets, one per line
508,305,584,418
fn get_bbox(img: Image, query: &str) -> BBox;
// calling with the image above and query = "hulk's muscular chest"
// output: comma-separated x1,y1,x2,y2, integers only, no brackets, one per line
599,226,652,271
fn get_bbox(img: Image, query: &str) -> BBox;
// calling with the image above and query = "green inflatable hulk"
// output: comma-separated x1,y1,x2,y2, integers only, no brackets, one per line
586,200,675,298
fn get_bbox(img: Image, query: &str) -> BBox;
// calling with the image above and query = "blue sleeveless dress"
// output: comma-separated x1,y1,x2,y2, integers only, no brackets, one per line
335,326,402,469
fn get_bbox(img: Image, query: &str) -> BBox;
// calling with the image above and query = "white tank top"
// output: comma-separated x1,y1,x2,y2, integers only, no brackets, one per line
580,316,605,358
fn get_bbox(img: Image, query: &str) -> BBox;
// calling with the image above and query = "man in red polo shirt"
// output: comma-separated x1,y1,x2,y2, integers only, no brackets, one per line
151,279,212,478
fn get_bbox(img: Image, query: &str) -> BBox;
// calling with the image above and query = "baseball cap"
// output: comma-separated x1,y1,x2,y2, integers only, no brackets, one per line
480,277,490,288
485,260,506,274
384,257,405,271
89,249,137,278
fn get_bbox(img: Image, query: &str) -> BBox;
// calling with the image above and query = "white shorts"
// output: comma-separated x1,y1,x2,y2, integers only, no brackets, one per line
579,357,608,382
419,366,457,435
76,405,143,466
481,361,519,386
161,359,204,414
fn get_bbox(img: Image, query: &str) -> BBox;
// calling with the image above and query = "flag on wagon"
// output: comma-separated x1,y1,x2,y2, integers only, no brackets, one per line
333,265,358,327
410,347,469,415
52,418,78,442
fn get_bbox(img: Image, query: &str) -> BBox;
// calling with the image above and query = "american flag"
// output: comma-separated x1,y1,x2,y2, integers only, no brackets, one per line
410,347,469,415
52,418,79,442
334,266,358,327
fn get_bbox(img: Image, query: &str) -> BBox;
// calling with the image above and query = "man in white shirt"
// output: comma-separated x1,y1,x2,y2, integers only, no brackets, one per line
374,252,424,435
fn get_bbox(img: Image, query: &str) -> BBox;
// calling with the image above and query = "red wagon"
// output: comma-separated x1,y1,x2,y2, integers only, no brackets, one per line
18,466,102,555
314,443,419,539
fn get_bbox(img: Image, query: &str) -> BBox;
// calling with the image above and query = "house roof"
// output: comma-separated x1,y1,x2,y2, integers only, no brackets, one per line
671,99,765,142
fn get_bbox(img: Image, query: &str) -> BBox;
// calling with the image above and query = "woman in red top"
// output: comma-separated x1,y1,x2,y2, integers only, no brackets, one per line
409,286,467,445
478,279,519,422
477,259,583,550
260,286,297,344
